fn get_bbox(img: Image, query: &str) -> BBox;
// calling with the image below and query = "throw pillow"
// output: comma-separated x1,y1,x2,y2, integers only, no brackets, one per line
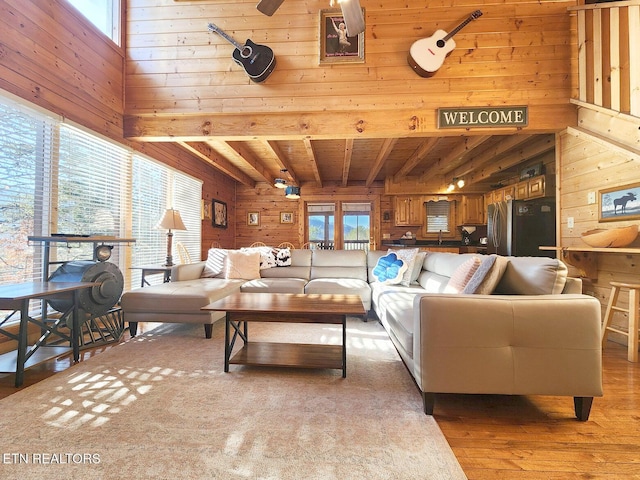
274,247,292,267
372,252,408,285
387,248,419,287
201,248,227,278
224,250,261,279
462,255,509,295
444,256,482,293
241,246,276,269
410,251,427,284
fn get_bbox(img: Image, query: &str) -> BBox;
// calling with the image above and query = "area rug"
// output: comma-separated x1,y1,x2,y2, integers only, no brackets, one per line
0,318,466,480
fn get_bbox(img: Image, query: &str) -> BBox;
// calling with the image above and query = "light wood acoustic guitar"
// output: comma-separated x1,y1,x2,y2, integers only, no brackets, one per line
408,10,483,78
207,23,276,83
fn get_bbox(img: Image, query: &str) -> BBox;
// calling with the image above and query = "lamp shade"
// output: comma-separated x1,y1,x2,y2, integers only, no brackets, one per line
156,208,187,231
274,178,287,189
285,186,301,199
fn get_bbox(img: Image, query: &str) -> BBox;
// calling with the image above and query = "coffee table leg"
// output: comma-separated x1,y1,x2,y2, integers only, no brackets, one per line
224,313,230,372
342,315,347,378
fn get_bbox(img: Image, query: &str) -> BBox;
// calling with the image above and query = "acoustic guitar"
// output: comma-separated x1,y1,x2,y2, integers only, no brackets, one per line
408,10,483,78
207,23,276,83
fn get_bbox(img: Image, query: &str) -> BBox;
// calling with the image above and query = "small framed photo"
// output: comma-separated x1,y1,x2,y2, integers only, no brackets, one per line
202,200,211,220
319,9,365,64
280,212,293,224
212,199,227,228
247,212,260,226
599,182,640,222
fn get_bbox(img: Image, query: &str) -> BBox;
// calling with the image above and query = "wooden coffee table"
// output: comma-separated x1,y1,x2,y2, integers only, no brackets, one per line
202,292,366,377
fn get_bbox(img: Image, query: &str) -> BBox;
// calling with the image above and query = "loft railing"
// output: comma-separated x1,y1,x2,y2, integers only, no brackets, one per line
569,1,640,118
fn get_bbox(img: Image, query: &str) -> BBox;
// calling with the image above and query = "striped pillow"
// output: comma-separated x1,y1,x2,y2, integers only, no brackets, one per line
444,257,481,293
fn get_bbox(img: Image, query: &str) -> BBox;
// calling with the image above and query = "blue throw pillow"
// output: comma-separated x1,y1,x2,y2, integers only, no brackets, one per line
372,253,408,285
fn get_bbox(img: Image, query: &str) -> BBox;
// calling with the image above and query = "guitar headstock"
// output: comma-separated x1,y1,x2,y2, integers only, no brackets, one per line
471,10,483,20
207,23,219,33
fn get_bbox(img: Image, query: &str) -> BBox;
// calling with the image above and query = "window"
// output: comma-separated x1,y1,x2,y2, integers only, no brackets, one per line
66,0,121,46
342,203,371,251
307,203,335,249
0,92,201,319
426,200,452,233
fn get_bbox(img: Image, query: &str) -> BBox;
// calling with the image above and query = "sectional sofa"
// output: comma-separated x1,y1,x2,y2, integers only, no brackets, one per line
121,248,603,420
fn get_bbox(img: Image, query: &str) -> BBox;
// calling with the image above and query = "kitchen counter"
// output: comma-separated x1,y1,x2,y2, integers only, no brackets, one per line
382,241,488,254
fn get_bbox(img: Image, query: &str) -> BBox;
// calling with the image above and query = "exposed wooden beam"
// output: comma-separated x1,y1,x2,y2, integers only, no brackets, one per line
303,138,323,188
341,139,354,187
123,105,573,141
446,135,535,181
366,138,397,187
177,141,255,186
261,140,299,186
440,136,493,177
208,140,274,185
394,138,441,181
468,135,555,184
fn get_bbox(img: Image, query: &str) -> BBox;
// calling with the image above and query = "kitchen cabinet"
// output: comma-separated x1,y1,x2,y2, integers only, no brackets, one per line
515,175,546,200
394,196,423,226
461,195,484,224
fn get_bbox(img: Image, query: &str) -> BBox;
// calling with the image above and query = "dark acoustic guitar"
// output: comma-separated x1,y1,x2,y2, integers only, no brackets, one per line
207,23,276,83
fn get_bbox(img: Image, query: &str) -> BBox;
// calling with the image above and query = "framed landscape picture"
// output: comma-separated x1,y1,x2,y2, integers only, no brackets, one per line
212,199,227,228
599,182,640,222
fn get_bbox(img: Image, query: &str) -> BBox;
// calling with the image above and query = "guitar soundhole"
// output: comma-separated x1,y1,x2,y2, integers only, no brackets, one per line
436,39,446,48
240,46,252,59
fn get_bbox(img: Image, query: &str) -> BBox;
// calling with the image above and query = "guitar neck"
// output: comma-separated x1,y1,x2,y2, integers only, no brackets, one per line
207,23,243,51
443,11,482,42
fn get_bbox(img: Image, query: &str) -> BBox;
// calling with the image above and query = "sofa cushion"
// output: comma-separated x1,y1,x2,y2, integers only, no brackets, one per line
410,251,428,284
224,250,261,279
444,256,481,293
495,256,568,295
310,250,367,281
121,278,243,314
305,278,371,310
260,249,312,280
202,248,227,278
241,277,307,294
462,255,509,295
372,252,408,284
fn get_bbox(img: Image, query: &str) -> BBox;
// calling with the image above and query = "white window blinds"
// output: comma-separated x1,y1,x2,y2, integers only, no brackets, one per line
426,200,451,233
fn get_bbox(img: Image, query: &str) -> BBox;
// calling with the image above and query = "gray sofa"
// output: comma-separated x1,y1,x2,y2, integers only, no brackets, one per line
121,248,603,420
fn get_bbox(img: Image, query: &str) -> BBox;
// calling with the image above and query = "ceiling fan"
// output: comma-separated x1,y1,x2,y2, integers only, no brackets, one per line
256,0,365,36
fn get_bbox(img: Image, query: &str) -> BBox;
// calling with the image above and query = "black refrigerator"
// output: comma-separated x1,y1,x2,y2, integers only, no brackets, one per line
486,199,556,257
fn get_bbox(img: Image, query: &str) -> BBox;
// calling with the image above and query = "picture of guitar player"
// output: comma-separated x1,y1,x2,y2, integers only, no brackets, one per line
325,15,359,56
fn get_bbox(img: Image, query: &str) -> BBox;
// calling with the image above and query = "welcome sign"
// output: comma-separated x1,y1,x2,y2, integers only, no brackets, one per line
438,106,528,129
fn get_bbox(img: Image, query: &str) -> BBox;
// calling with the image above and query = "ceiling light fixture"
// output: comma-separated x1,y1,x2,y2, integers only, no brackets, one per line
285,185,301,199
456,178,465,188
274,178,287,189
446,182,455,193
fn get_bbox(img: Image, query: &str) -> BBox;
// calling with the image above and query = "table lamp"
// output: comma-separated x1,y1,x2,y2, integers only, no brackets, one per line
156,208,186,266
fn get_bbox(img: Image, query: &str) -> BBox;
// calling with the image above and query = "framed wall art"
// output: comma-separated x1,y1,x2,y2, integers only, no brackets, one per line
247,212,260,226
599,182,640,222
280,212,293,224
212,199,227,228
319,9,365,64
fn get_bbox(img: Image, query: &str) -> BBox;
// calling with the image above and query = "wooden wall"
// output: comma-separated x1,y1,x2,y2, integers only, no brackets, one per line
0,0,237,262
125,0,578,136
558,107,640,346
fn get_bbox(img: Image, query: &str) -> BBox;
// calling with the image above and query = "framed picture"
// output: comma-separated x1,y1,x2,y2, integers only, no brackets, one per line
212,199,227,228
519,162,543,180
319,9,365,64
280,212,293,224
202,200,211,220
247,212,260,226
599,182,640,222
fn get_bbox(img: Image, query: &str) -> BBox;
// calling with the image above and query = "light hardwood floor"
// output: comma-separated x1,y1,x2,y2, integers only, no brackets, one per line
1,325,638,479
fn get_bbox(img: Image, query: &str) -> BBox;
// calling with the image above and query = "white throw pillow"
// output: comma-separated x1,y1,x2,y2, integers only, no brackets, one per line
387,248,419,287
444,256,482,293
202,248,227,278
225,250,261,279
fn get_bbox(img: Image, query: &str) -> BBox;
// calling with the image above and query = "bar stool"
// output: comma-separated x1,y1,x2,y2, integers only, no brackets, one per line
601,281,640,362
